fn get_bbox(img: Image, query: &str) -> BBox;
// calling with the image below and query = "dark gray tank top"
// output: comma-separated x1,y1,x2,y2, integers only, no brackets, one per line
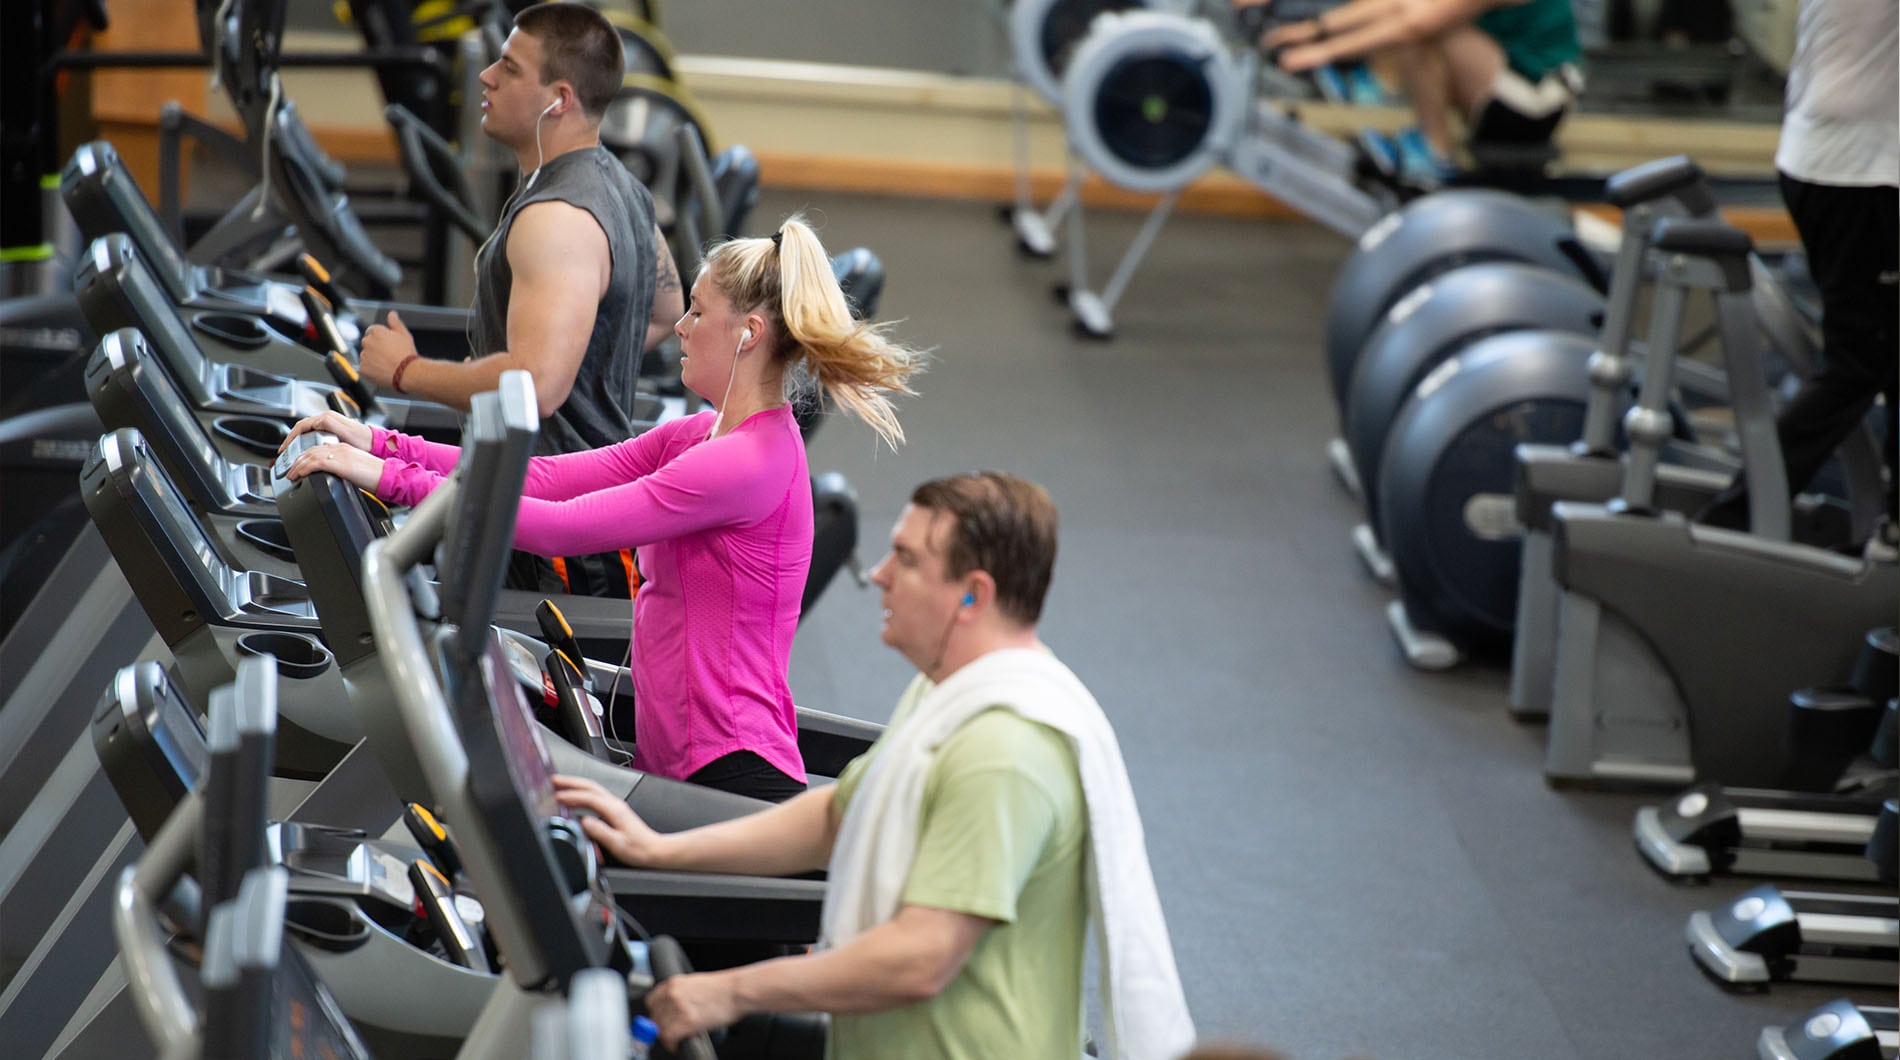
471,145,656,456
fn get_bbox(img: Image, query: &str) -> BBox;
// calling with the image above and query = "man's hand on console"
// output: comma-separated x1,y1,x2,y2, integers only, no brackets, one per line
553,774,671,868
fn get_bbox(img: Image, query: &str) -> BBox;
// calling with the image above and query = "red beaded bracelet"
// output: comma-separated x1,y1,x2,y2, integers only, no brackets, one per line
390,353,421,394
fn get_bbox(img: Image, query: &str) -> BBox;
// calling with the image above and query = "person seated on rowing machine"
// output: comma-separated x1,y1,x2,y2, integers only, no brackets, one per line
279,216,924,803
1236,0,1583,186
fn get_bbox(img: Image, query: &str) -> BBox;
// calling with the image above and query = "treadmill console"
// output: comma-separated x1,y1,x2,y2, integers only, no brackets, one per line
442,628,618,987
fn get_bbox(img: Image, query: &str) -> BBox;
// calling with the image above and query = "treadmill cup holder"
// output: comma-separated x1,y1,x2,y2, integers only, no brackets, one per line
235,630,332,680
212,414,290,458
234,518,297,560
191,312,273,351
283,897,373,954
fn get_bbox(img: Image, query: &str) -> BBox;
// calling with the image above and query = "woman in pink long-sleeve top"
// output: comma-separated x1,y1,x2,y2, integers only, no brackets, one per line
282,216,922,802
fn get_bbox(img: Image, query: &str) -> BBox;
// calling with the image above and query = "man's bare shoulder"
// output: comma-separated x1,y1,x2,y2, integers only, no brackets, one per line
510,198,608,238
507,200,609,268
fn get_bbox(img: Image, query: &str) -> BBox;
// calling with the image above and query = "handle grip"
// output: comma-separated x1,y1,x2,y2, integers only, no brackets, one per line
646,936,718,1060
401,802,464,878
297,253,347,310
547,650,614,761
535,599,593,697
406,859,489,972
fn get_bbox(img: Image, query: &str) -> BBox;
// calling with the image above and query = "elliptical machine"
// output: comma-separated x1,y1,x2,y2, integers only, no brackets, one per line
1338,259,1604,588
1543,217,1898,790
1508,156,1884,719
1358,158,1855,672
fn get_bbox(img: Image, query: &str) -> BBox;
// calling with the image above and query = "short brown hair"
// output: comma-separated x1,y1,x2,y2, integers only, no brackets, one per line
513,3,624,120
910,472,1058,626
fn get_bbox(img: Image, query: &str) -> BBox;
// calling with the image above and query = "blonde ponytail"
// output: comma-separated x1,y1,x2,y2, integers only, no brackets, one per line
700,214,923,450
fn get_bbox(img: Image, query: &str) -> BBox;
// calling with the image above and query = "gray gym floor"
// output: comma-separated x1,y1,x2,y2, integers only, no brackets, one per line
765,189,1879,1059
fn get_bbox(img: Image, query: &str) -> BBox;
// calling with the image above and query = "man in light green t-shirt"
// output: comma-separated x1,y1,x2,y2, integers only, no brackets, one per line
826,672,1087,1060
553,472,1100,1058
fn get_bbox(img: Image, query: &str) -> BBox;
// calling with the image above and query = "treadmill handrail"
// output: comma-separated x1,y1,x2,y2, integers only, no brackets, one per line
366,470,584,990
362,480,467,817
113,795,205,1056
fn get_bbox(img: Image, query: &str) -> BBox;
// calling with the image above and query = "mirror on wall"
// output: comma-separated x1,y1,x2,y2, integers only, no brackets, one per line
286,0,1789,123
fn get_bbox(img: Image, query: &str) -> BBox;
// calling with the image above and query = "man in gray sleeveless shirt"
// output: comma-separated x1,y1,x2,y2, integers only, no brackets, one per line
357,3,684,596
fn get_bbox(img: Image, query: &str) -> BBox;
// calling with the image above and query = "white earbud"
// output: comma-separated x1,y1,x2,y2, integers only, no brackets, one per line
741,327,753,341
541,99,559,118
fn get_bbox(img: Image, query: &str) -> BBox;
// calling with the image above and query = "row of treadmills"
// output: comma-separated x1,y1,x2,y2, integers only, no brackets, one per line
0,139,870,1059
95,368,759,1059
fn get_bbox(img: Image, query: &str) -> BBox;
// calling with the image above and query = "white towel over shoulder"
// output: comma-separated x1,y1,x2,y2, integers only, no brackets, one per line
822,648,1195,1060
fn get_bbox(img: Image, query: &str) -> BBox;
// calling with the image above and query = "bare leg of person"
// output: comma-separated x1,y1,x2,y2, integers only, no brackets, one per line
1437,24,1507,137
1396,38,1457,155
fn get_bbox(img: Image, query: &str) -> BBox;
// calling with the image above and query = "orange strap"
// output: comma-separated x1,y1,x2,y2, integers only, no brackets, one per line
549,552,639,597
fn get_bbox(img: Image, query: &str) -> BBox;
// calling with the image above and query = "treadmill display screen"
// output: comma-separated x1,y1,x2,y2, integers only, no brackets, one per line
475,637,558,823
442,632,605,983
272,944,373,1059
141,344,225,473
104,166,196,297
120,248,211,381
137,441,229,582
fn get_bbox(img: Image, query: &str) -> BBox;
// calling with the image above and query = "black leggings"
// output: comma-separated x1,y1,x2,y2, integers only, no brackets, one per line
688,750,807,803
1701,175,1899,531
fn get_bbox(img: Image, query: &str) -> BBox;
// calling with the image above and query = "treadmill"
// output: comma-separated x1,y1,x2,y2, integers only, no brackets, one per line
72,232,465,437
81,426,358,778
62,139,469,359
86,326,307,519
112,655,375,1060
1542,217,1899,790
85,325,643,656
61,139,674,436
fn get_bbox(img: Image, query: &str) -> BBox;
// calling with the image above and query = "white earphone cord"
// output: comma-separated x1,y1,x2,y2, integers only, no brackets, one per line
464,100,556,354
708,330,746,440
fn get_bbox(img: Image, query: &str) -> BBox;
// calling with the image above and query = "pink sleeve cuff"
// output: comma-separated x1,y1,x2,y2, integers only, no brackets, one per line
368,425,406,458
376,456,442,508
367,425,462,479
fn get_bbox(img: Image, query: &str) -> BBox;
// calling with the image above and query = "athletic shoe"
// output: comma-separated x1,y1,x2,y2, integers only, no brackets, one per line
1356,128,1398,179
1312,64,1349,103
1393,126,1456,188
1344,63,1392,106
